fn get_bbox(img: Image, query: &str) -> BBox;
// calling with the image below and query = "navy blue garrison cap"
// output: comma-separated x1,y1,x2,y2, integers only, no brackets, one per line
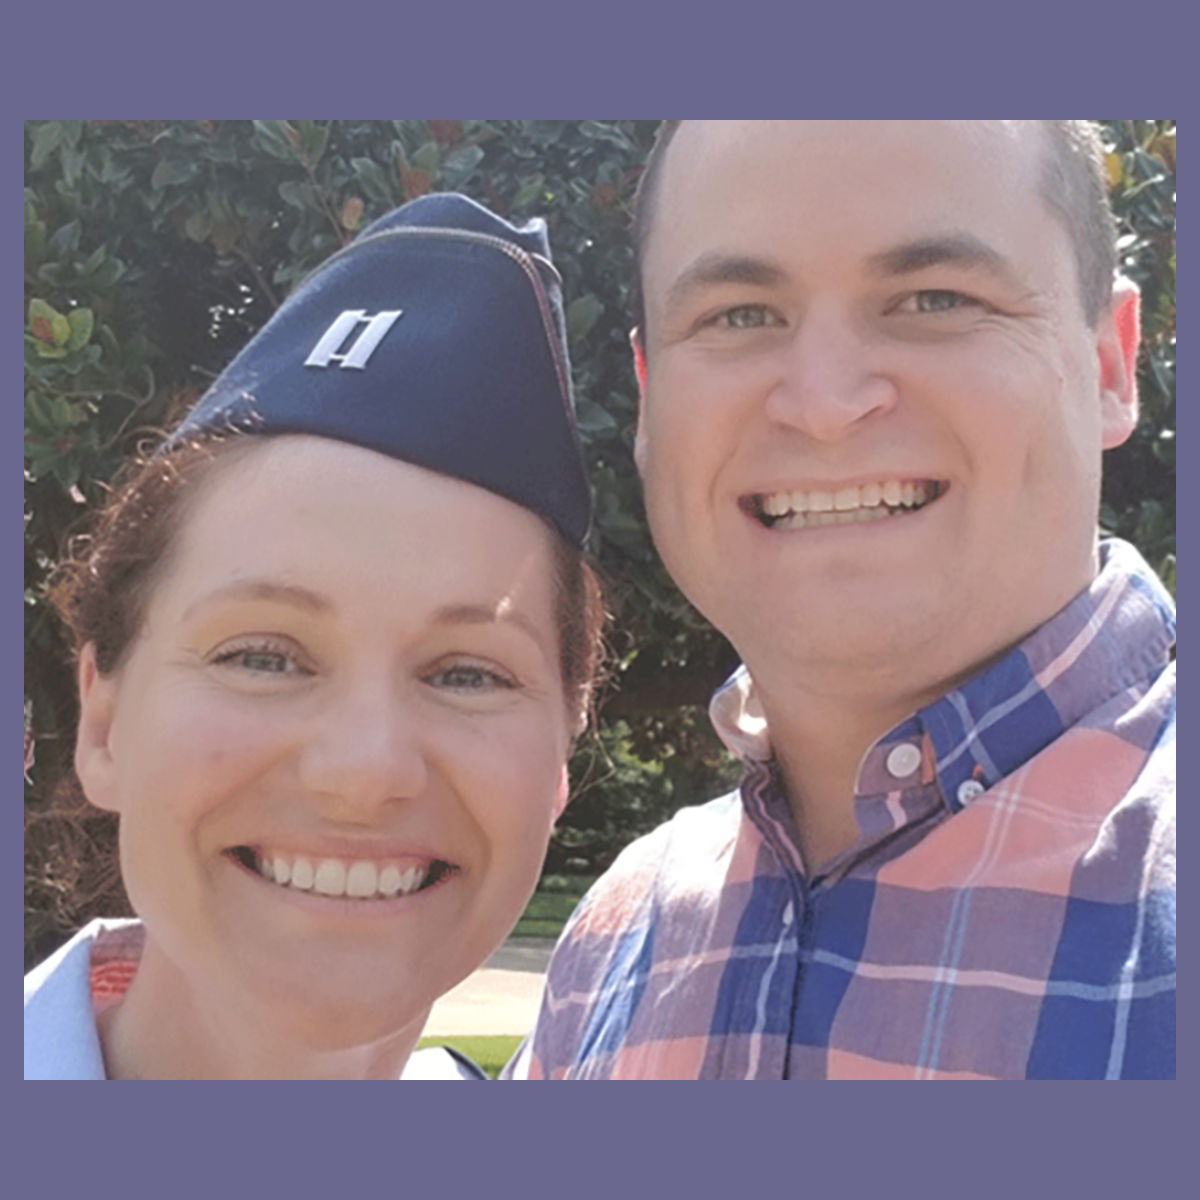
174,193,591,546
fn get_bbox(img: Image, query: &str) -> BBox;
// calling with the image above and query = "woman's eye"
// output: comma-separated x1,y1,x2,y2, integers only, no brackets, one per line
210,642,310,678
425,662,517,693
897,289,983,314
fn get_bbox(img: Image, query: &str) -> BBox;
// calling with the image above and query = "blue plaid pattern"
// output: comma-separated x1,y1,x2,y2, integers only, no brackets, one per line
507,541,1175,1079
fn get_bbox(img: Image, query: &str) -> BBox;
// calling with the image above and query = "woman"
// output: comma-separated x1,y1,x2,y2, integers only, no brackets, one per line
24,193,604,1079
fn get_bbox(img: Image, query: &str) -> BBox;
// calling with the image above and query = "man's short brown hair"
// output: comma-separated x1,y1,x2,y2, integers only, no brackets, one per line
631,120,1118,336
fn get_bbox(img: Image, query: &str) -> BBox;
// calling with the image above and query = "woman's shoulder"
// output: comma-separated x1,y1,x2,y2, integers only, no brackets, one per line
24,918,140,1080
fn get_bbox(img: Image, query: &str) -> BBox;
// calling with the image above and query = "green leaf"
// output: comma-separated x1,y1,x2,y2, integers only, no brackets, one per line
297,121,329,167
24,218,47,263
88,255,124,289
82,245,107,275
28,298,71,348
527,121,568,143
52,453,82,491
184,210,212,242
48,220,81,255
24,388,56,430
575,397,619,436
253,120,297,159
580,122,635,151
351,157,393,204
28,297,61,324
597,159,624,186
151,157,200,189
567,294,605,342
513,173,547,209
278,180,313,209
29,123,65,168
412,141,441,173
441,144,484,187
65,308,94,352
61,146,85,189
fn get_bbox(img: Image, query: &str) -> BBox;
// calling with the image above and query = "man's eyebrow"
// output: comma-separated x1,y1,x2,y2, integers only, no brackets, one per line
183,580,332,621
866,233,1019,283
664,252,789,316
432,602,550,653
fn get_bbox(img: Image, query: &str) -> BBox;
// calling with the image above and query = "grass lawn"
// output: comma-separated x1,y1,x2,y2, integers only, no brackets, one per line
510,873,596,940
417,1035,522,1079
415,876,595,1077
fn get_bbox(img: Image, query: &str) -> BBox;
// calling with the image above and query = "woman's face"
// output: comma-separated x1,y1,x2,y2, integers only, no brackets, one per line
76,436,572,1050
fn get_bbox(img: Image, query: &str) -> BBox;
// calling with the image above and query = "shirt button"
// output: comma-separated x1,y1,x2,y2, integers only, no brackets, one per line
957,779,986,805
886,743,922,779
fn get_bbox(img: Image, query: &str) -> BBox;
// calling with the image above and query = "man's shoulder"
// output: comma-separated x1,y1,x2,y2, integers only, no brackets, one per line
535,789,749,993
508,790,752,1079
573,788,747,918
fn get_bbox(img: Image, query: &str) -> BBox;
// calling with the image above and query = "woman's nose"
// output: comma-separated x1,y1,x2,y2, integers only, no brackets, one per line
297,678,429,816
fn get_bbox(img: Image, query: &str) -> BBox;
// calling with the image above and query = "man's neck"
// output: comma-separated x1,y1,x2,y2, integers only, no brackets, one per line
732,543,1110,870
762,691,897,870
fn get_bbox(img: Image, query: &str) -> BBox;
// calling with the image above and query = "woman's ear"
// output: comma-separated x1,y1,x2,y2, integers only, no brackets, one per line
75,643,122,813
551,764,571,824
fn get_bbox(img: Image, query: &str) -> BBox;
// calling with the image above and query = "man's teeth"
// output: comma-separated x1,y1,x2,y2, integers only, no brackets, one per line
255,852,432,899
759,480,938,528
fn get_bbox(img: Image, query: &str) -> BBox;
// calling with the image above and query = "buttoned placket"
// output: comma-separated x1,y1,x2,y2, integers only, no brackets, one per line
738,728,956,1078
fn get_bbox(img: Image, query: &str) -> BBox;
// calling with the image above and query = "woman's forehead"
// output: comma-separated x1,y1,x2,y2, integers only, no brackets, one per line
158,435,560,625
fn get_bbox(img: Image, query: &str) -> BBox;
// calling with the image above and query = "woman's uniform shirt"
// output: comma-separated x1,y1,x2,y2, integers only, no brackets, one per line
24,919,484,1080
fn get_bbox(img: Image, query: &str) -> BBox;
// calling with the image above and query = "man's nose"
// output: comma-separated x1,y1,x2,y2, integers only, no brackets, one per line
764,304,897,440
297,677,428,815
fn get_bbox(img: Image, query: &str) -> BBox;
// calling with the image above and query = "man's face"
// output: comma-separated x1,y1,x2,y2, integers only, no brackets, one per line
635,121,1138,703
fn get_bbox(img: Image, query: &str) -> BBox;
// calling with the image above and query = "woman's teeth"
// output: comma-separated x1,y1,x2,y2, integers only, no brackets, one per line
756,480,943,529
237,849,447,899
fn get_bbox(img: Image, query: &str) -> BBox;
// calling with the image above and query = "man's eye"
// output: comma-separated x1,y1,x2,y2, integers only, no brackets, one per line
897,290,982,314
425,662,517,693
716,305,779,330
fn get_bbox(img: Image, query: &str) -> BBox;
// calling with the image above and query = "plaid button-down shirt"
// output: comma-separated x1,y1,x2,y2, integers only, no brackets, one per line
507,540,1176,1079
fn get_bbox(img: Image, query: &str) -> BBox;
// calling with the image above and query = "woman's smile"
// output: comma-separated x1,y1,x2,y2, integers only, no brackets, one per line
227,844,459,902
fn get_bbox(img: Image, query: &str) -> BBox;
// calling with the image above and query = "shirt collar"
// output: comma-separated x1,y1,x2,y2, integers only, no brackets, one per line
710,539,1175,811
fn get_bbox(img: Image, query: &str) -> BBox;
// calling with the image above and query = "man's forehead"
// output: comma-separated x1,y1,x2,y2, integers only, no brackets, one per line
665,119,1043,190
672,118,1039,150
647,120,1052,283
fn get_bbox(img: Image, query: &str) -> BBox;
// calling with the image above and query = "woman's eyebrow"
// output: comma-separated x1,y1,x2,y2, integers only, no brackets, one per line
182,580,332,621
432,602,550,652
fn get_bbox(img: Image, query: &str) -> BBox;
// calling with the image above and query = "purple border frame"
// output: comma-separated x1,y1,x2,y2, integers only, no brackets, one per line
14,8,1183,1198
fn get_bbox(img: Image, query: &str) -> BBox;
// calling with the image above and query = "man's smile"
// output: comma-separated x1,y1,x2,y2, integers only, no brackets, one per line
741,478,949,530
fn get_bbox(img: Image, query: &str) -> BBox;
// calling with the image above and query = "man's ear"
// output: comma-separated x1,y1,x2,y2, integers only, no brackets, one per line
630,328,649,475
75,643,122,814
1098,277,1141,451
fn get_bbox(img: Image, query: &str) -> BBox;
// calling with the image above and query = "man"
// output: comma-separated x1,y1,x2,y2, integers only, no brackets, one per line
508,122,1175,1079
